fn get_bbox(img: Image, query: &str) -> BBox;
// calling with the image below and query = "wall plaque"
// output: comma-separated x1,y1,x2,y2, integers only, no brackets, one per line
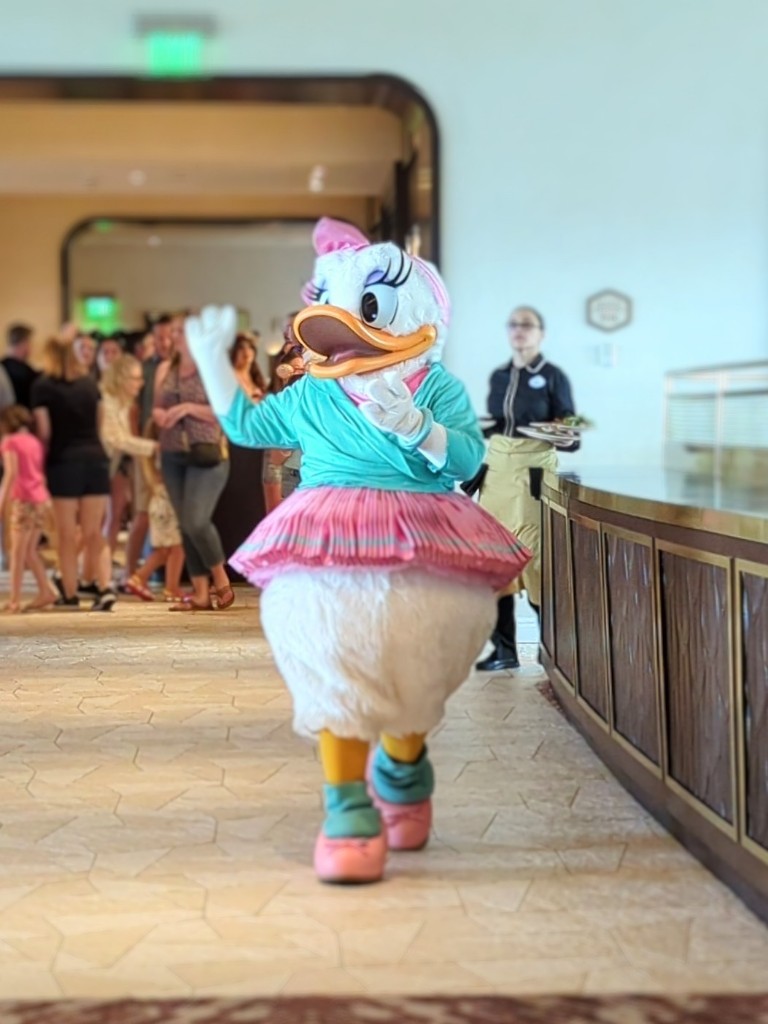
587,290,632,332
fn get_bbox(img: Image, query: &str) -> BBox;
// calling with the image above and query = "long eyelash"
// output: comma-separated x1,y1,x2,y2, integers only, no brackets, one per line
306,282,325,301
377,251,413,288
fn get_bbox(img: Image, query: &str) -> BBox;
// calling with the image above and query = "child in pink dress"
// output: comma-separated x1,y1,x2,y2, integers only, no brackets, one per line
0,405,56,612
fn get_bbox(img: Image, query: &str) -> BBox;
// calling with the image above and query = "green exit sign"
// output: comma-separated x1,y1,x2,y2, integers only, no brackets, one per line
145,30,205,77
83,295,117,320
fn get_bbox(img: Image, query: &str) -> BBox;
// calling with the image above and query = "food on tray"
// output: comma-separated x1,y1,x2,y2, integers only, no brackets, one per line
528,415,593,433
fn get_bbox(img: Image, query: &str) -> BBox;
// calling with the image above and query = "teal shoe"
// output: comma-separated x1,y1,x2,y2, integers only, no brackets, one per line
369,745,434,852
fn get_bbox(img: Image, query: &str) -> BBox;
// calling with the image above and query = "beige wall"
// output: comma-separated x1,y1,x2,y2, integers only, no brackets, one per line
0,194,369,360
69,225,317,379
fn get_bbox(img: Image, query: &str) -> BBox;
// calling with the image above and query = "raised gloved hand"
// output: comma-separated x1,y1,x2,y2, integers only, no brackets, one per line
357,370,447,468
185,305,239,416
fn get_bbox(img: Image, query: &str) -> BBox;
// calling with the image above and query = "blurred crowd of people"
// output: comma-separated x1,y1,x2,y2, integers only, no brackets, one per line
0,312,305,614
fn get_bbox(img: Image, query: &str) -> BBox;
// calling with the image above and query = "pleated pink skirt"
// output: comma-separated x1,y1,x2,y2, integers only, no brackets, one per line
230,486,531,590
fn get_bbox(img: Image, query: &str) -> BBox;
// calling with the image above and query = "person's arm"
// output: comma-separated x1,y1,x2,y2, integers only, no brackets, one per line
0,365,14,412
420,370,486,481
0,448,18,512
164,401,218,428
29,377,51,448
33,407,51,449
101,395,156,458
549,368,580,452
218,384,300,451
152,361,172,428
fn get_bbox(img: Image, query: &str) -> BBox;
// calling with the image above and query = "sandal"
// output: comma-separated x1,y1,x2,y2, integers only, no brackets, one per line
212,585,235,610
168,599,214,612
124,575,156,602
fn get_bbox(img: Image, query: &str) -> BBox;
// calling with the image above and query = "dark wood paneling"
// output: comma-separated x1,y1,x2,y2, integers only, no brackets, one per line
605,533,660,763
545,663,768,925
541,504,554,656
742,571,768,851
571,520,609,720
551,510,577,685
660,550,733,823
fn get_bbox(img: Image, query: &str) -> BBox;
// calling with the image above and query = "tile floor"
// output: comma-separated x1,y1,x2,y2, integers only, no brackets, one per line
0,585,767,999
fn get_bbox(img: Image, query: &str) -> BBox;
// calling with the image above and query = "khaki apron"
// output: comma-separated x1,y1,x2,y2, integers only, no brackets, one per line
478,436,557,604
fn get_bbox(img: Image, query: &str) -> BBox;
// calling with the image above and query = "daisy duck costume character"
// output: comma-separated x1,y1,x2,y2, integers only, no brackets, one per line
187,218,530,884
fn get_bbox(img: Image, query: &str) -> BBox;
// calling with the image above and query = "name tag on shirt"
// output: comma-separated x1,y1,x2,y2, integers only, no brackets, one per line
528,374,546,389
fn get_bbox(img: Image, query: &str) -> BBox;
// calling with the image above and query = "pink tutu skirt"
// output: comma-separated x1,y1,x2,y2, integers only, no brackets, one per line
230,486,531,590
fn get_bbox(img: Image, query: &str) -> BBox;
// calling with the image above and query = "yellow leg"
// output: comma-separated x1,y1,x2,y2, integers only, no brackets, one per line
319,730,369,784
380,733,426,764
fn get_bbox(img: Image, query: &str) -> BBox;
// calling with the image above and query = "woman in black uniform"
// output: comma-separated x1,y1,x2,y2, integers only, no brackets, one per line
476,306,579,671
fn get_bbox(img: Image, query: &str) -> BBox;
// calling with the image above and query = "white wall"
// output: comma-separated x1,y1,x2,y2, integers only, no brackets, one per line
4,0,768,465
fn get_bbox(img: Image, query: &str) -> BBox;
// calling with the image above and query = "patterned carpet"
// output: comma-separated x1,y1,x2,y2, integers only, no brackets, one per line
2,997,767,1023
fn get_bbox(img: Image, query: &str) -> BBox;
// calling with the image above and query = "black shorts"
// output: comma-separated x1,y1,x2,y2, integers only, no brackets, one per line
47,459,110,499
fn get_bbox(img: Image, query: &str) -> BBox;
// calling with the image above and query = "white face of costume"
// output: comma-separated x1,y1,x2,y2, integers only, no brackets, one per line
294,240,448,379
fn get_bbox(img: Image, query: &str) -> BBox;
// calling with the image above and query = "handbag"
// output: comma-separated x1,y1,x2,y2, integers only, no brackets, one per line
171,362,224,468
187,441,222,468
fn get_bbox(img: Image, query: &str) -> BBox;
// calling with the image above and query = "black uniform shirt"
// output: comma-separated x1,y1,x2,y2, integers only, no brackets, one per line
485,357,578,449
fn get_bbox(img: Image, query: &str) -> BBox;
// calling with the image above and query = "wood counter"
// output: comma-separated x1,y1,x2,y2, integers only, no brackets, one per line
540,469,768,921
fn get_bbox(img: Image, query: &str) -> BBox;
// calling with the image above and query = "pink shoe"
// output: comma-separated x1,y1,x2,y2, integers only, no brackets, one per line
313,830,387,884
370,793,432,851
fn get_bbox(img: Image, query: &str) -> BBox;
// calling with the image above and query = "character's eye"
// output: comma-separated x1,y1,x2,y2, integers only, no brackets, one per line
360,283,398,328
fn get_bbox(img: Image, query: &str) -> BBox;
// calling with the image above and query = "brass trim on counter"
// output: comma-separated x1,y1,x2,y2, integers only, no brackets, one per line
540,502,554,666
734,558,768,583
543,473,768,545
611,729,663,779
734,558,768,868
655,538,732,568
549,664,574,701
665,777,738,840
601,523,653,549
546,498,567,517
655,540,738,841
564,505,577,693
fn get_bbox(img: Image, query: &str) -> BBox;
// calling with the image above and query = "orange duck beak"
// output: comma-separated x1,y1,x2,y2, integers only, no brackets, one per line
293,305,437,378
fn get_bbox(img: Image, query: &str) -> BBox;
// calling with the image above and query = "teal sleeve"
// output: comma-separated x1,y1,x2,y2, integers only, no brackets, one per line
218,386,300,450
422,371,485,482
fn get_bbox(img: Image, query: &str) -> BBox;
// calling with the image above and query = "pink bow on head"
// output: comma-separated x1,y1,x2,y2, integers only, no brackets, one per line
313,217,369,255
413,258,451,326
300,218,369,302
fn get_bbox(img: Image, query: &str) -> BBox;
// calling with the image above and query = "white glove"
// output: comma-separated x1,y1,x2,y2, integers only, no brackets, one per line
357,372,424,440
357,371,447,468
185,305,239,416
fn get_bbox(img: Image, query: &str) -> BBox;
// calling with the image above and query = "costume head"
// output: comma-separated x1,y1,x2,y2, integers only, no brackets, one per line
293,218,451,379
